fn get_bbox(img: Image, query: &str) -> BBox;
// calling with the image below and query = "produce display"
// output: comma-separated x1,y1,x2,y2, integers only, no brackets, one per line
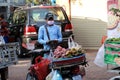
104,38,120,65
106,38,120,44
53,46,85,59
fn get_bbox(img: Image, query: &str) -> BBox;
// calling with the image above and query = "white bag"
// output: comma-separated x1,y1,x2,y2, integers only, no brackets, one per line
46,70,54,80
26,43,35,50
68,36,82,49
52,70,63,80
72,75,82,80
0,36,5,45
94,44,107,67
47,51,53,61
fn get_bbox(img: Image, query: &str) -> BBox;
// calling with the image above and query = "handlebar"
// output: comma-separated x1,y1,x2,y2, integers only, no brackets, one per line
47,40,59,50
28,49,50,55
47,40,58,44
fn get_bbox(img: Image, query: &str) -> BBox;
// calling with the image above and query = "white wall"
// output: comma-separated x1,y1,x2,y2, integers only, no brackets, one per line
71,0,107,22
71,0,107,49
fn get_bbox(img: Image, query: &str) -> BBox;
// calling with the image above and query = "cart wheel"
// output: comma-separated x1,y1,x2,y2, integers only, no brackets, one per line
0,67,8,80
26,72,38,80
109,76,120,80
80,67,86,77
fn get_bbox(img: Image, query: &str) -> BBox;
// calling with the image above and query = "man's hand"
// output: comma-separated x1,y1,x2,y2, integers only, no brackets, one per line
46,40,58,44
46,40,50,44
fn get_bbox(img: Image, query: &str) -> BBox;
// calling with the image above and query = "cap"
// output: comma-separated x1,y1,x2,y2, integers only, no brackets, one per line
45,13,54,20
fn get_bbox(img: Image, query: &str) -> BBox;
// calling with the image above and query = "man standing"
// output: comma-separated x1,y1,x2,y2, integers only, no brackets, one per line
38,12,62,57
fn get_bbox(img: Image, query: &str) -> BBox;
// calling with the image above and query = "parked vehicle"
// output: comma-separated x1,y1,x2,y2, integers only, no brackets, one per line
0,42,19,80
8,5,73,56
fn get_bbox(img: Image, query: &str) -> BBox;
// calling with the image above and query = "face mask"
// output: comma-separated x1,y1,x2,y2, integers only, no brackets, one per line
47,21,54,25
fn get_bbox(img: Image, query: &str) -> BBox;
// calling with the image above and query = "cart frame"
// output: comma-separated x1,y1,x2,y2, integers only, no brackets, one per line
0,42,20,80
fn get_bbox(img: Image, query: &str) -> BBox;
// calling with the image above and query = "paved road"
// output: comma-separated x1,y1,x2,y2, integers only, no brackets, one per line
83,49,119,80
8,50,120,80
8,58,30,80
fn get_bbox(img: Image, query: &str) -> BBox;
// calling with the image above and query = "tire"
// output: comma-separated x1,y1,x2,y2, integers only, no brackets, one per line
16,37,30,57
109,76,120,80
16,37,23,57
80,66,86,77
0,67,8,80
26,72,38,80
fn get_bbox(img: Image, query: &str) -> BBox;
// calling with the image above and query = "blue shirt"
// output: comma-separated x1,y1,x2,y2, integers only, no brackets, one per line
38,24,62,50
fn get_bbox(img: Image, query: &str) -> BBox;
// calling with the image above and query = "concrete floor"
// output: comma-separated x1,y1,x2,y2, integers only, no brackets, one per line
83,49,120,80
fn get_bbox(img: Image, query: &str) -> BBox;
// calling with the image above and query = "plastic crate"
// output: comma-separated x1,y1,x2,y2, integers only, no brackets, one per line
0,42,19,68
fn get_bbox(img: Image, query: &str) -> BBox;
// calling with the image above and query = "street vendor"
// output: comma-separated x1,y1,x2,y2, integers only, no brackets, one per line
38,12,62,58
0,14,9,43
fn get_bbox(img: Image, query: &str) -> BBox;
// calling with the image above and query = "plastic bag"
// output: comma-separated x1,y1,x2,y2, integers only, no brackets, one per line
68,36,82,49
0,36,5,45
52,70,63,80
94,44,107,67
47,51,53,61
34,56,50,80
104,40,120,65
46,69,54,80
72,75,82,80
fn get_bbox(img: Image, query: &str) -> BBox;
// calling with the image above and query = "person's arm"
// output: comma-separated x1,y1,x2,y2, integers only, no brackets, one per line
57,26,62,42
38,26,47,44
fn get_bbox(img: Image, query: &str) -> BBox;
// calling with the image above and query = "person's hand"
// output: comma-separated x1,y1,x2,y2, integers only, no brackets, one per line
53,40,58,43
46,40,58,44
46,40,50,44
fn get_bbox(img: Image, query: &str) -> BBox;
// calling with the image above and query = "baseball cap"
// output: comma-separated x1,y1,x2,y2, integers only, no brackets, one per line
45,13,54,20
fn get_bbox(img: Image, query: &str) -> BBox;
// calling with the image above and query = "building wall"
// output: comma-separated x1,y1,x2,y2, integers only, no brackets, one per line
70,0,107,49
56,0,71,19
56,0,108,49
71,17,107,49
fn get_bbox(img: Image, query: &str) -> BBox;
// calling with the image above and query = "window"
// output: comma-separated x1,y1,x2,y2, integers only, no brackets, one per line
30,7,65,23
18,11,26,24
13,11,26,24
13,11,19,24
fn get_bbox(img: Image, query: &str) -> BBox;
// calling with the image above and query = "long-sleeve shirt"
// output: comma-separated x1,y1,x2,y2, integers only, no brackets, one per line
0,20,9,36
38,24,62,50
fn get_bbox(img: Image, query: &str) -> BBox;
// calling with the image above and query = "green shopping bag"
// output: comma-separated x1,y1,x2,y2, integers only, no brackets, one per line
104,40,120,65
104,53,119,65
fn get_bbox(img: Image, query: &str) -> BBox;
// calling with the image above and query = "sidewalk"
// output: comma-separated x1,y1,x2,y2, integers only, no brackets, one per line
83,49,119,80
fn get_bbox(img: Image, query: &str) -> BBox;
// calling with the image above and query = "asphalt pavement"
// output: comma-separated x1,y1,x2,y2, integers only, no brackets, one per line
8,49,120,80
83,49,119,80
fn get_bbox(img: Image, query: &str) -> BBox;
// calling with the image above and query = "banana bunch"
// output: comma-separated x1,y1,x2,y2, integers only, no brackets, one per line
105,38,120,44
106,38,120,42
53,46,86,59
65,48,86,58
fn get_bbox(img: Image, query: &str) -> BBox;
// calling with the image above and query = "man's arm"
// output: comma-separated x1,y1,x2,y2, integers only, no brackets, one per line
57,26,62,42
38,26,47,44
